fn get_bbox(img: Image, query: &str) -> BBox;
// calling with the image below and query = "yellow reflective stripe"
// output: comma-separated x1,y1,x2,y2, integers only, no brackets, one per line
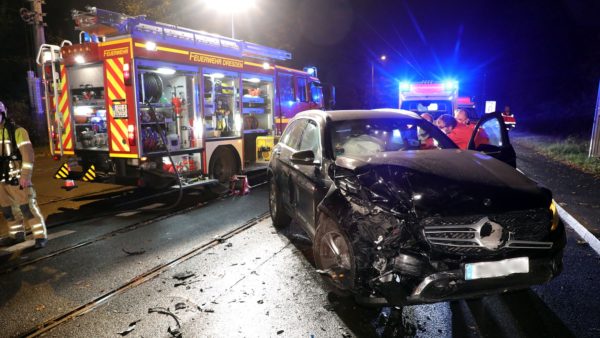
17,140,32,148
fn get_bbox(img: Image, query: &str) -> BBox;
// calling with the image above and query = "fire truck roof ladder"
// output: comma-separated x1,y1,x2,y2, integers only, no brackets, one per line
71,7,292,61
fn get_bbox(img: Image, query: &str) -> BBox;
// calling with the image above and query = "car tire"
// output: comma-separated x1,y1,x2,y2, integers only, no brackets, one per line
269,176,291,229
313,213,356,295
210,147,239,184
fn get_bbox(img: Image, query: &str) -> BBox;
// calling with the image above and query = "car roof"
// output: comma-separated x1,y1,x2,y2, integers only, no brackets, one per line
295,109,423,122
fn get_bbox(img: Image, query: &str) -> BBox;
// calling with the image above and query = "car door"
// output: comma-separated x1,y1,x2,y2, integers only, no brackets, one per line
291,119,327,237
467,112,516,167
272,119,307,213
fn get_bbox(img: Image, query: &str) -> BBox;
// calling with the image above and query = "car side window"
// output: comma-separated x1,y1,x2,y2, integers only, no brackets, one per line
298,120,321,158
281,120,306,150
296,77,308,102
475,118,500,148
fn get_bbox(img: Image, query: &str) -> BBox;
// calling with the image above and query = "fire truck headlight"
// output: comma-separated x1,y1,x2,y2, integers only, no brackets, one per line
399,81,411,91
74,55,85,64
145,41,157,51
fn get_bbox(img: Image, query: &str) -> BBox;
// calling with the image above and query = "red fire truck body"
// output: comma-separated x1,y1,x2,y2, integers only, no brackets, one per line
38,7,325,186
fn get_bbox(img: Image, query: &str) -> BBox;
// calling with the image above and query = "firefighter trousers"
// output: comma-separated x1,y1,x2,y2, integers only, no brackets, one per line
0,184,46,239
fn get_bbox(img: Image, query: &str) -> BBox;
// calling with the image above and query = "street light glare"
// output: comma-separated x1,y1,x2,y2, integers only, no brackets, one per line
203,0,256,12
380,55,387,61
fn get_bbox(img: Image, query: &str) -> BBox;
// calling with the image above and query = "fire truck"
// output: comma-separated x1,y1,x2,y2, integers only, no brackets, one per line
398,80,459,119
37,7,327,187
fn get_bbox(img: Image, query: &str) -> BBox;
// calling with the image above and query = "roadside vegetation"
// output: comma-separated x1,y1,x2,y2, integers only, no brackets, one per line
515,134,600,177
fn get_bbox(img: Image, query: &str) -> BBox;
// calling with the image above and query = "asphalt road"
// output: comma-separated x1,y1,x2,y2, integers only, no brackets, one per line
0,141,599,337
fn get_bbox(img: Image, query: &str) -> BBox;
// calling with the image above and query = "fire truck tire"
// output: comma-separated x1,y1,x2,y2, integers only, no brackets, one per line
209,146,240,184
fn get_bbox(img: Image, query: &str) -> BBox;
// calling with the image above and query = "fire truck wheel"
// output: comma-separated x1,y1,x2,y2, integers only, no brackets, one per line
269,176,291,228
210,146,239,184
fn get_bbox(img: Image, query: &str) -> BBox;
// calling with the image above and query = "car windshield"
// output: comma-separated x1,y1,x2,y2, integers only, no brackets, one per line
330,117,455,157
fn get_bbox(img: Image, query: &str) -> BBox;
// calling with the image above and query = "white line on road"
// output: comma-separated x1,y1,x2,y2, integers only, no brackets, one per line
5,230,75,253
556,204,600,256
139,203,165,210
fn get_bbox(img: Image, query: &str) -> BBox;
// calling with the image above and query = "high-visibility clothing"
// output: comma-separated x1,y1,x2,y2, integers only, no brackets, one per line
0,122,46,240
449,123,489,150
1,124,35,182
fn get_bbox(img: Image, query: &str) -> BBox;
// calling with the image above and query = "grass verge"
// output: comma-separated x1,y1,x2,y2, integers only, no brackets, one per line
516,135,600,177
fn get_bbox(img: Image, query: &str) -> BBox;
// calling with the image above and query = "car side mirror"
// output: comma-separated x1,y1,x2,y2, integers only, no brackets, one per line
291,150,318,165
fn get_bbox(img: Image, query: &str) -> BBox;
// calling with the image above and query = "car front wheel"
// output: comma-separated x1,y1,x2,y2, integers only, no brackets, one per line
269,176,291,228
313,213,356,294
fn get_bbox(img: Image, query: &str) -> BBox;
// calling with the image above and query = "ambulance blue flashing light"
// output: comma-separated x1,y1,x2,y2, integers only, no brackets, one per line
443,80,459,90
304,66,317,76
399,81,411,91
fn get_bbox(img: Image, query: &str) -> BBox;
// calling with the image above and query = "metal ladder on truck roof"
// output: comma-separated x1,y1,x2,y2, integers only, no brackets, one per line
72,6,292,61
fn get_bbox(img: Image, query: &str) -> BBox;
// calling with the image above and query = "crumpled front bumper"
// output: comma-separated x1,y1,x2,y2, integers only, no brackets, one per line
402,251,563,305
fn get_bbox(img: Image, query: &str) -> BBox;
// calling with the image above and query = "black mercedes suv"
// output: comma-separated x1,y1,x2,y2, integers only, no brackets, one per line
268,109,565,306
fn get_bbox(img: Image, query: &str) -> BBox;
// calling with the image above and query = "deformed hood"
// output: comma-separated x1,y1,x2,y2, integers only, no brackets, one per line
335,149,550,215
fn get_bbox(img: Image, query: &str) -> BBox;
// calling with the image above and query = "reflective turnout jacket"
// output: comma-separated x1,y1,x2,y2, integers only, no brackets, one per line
0,122,35,182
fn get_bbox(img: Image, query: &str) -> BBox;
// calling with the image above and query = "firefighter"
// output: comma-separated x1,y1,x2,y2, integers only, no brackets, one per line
0,101,47,248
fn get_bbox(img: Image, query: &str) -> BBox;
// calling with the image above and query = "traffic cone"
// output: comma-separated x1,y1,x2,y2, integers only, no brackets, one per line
62,179,77,191
230,175,250,196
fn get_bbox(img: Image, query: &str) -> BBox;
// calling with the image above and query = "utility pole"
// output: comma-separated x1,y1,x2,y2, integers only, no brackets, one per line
22,0,46,77
21,0,47,129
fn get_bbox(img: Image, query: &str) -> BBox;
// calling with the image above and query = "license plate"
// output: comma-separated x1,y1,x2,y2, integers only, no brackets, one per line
113,104,128,118
465,257,529,280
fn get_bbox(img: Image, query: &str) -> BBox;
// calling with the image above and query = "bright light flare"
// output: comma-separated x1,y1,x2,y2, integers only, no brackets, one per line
74,55,85,64
156,67,176,75
262,62,270,70
443,80,458,90
380,55,387,61
203,0,256,13
399,81,411,91
145,41,157,51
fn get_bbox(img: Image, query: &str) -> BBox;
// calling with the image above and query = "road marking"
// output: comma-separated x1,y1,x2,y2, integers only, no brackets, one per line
116,211,140,217
139,203,165,210
4,230,75,253
556,204,600,255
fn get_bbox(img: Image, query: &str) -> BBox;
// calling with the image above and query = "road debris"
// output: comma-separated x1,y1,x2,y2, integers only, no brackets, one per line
148,307,181,328
35,304,45,311
277,329,284,335
175,302,186,310
168,326,183,338
214,235,226,243
172,271,196,281
117,319,141,336
122,248,146,256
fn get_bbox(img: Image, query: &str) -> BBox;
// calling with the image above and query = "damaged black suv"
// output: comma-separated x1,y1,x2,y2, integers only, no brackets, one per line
268,109,565,306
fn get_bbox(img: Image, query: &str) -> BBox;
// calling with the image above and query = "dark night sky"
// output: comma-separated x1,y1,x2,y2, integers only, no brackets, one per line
3,0,600,135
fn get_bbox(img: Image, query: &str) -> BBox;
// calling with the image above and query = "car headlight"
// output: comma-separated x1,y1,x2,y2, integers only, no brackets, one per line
549,200,560,231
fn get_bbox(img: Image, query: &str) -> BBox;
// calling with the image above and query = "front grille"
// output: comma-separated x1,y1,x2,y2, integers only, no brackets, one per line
422,208,553,256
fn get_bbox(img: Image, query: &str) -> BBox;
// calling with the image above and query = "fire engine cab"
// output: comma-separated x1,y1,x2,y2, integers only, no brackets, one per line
398,80,458,120
37,7,327,187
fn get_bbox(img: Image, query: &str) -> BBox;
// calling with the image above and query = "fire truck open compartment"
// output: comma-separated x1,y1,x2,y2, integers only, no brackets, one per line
69,63,108,151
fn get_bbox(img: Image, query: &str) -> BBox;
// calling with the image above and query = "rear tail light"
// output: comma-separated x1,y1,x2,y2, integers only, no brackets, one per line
123,62,131,86
127,124,136,146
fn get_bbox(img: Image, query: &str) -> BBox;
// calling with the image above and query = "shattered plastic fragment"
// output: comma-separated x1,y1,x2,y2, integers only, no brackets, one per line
117,319,141,336
122,248,146,255
172,271,196,281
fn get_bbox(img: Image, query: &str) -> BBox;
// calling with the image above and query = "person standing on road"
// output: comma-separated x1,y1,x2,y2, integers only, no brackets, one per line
0,101,47,248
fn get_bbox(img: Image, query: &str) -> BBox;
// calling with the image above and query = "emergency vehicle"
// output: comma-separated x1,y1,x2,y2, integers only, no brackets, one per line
398,80,458,119
37,7,327,187
456,96,481,123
